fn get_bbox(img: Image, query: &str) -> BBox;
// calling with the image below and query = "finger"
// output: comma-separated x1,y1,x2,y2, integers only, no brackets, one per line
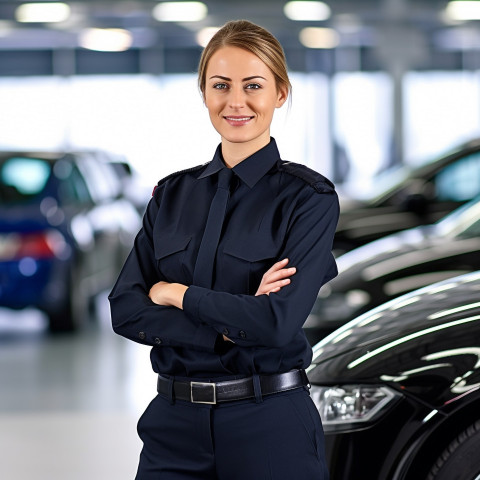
262,278,291,294
267,286,282,295
265,258,289,275
273,278,291,289
263,267,296,283
258,286,281,296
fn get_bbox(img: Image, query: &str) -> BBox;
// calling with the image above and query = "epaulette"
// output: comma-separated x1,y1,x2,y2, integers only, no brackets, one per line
279,161,335,194
152,163,207,196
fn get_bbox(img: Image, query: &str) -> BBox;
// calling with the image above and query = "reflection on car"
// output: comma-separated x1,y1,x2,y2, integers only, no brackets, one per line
0,151,141,331
335,137,480,253
305,196,480,344
308,271,480,480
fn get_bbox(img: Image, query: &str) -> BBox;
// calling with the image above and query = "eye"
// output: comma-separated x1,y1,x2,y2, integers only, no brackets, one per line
245,83,262,90
213,82,228,90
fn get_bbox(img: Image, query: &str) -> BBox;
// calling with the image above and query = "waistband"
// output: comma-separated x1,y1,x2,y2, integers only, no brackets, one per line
156,369,309,405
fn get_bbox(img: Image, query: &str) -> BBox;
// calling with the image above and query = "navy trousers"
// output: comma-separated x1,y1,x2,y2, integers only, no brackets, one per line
135,386,329,479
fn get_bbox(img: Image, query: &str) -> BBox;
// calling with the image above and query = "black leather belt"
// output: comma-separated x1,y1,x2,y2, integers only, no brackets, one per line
157,369,309,405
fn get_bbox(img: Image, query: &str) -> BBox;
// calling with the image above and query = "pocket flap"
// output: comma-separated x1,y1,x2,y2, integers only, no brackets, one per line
223,238,278,262
154,234,191,260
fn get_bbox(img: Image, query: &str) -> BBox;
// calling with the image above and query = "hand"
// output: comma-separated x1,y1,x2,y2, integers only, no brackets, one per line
149,281,188,309
255,258,296,296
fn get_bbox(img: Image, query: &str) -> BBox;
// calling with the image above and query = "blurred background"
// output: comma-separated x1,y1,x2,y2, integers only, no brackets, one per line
2,0,480,478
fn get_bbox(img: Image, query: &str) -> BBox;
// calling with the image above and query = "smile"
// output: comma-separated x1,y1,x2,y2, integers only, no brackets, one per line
224,116,253,121
224,116,254,125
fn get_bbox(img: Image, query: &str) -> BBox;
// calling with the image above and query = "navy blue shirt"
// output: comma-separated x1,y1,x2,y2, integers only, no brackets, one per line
109,138,339,378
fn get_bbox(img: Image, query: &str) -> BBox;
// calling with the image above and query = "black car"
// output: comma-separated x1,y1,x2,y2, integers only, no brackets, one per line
0,151,141,331
335,137,480,253
308,271,480,480
305,197,480,344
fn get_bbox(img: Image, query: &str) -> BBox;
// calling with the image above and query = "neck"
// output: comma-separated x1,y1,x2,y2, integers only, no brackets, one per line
221,135,271,168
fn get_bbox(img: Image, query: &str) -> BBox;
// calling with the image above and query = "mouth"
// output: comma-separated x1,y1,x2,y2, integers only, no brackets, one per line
224,115,254,125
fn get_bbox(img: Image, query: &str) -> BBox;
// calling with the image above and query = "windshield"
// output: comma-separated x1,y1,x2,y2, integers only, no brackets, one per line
0,156,51,204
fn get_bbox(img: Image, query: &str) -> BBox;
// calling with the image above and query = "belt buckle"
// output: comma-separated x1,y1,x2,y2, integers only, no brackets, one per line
191,381,216,404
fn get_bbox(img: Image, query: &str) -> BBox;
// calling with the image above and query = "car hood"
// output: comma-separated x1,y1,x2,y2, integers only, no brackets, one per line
308,271,480,408
334,225,432,278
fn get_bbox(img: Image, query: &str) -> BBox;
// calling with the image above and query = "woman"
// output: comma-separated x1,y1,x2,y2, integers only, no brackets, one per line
109,19,338,480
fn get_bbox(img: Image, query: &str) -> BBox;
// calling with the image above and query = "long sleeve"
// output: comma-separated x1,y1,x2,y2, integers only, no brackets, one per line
109,139,339,377
183,188,339,348
108,187,218,351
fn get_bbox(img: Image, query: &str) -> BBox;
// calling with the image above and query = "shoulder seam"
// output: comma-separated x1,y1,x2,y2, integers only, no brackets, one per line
278,161,335,194
156,163,207,187
152,163,207,196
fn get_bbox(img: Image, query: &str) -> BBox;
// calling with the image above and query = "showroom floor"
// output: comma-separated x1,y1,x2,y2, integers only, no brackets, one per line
0,294,157,480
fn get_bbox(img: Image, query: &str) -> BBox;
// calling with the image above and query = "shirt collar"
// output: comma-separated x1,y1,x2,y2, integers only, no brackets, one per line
198,138,280,189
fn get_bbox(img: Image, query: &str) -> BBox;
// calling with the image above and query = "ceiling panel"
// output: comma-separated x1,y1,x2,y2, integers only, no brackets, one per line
0,1,477,75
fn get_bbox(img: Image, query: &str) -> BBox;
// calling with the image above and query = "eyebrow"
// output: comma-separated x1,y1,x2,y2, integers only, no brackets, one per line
209,75,267,82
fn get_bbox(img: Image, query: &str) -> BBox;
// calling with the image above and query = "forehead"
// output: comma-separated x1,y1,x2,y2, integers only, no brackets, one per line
206,46,272,78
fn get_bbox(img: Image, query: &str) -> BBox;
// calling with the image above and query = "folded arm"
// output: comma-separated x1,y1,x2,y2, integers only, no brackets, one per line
149,189,339,349
149,258,297,342
108,193,219,351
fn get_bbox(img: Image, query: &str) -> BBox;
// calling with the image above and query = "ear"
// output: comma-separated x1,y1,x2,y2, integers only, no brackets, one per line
276,85,288,108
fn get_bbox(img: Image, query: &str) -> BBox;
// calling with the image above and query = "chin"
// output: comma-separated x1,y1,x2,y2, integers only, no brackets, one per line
220,130,269,146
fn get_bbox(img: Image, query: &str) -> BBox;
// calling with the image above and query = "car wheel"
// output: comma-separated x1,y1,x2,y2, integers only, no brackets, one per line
47,264,88,332
427,420,480,480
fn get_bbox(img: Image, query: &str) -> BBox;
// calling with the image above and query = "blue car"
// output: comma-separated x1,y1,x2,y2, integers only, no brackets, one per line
0,151,141,331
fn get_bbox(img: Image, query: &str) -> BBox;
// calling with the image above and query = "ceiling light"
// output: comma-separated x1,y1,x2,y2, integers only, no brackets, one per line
284,1,331,21
196,27,220,47
15,2,70,23
299,27,339,48
79,28,133,52
152,2,208,22
445,1,480,21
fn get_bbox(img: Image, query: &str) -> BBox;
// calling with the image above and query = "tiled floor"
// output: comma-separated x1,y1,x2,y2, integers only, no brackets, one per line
0,296,157,480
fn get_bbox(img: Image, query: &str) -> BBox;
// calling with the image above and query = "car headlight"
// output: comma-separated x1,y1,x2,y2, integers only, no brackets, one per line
310,385,401,432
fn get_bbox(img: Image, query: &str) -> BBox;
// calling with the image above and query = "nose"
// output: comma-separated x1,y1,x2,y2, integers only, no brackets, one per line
228,86,245,109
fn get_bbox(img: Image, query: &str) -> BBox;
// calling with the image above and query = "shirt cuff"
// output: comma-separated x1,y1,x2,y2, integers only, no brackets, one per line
183,285,208,319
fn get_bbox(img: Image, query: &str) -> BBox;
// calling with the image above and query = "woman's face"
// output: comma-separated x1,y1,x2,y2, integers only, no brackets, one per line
204,46,287,152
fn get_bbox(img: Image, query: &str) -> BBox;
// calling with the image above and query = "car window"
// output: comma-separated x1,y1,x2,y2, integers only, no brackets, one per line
0,156,51,204
69,166,93,204
54,159,92,205
435,152,480,202
76,154,121,203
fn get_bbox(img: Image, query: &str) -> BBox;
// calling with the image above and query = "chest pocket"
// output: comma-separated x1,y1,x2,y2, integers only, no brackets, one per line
221,238,280,294
153,233,192,284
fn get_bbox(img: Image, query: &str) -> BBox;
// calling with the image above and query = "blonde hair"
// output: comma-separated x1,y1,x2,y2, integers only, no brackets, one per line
198,20,292,99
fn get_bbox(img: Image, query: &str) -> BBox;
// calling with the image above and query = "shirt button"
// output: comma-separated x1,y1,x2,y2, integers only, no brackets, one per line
239,330,246,339
222,328,229,336
154,337,162,345
139,331,146,340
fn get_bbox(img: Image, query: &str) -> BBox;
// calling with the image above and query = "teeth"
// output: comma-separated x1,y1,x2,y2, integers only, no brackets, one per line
226,117,251,122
